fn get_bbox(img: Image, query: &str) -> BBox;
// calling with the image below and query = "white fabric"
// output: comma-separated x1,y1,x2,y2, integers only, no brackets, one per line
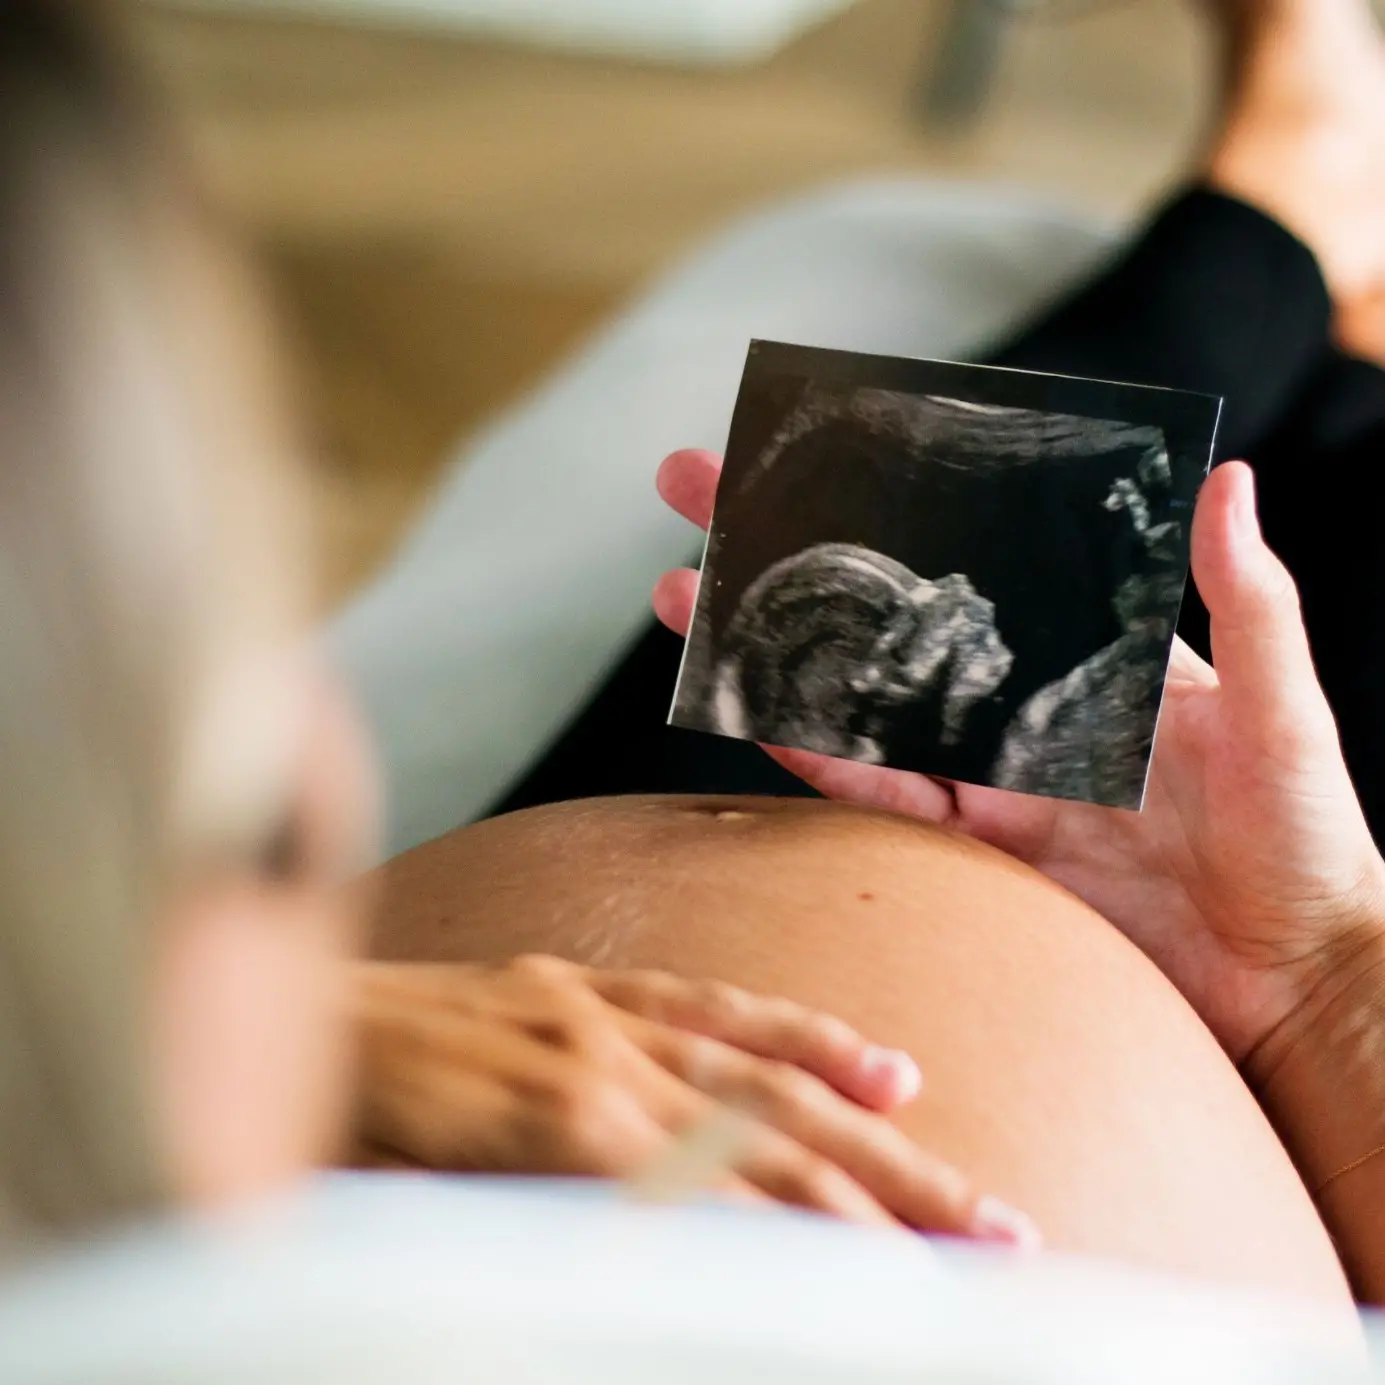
326,178,1116,860
160,0,860,63
0,1175,1368,1383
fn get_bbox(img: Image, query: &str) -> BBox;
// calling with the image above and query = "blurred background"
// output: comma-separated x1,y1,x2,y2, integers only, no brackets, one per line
130,0,1213,607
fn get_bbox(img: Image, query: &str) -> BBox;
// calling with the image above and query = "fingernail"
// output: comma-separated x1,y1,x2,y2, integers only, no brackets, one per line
970,1196,1043,1253
858,1047,922,1103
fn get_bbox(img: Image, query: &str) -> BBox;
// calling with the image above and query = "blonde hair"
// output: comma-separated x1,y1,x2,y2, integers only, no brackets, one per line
0,1,311,1253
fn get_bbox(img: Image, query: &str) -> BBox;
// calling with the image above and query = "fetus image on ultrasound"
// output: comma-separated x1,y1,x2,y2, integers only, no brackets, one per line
669,343,1220,810
709,546,1012,767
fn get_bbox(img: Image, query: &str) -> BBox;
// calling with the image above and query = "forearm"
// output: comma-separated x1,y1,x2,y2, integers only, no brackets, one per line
1248,927,1385,1303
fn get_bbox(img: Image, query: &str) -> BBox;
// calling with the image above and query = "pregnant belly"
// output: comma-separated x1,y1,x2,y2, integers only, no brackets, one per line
373,795,1351,1306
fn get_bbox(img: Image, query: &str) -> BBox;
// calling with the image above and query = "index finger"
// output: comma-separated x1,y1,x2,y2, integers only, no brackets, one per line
638,1029,1039,1246
588,969,921,1112
764,745,957,824
656,449,722,530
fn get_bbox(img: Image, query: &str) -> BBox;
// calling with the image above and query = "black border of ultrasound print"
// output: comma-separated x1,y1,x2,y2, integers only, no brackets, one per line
731,340,1223,482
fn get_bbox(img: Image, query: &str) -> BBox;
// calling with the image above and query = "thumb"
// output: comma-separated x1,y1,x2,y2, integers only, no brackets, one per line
1190,462,1332,741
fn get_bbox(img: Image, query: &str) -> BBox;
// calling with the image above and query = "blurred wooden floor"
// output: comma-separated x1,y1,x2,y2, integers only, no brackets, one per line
134,0,1214,603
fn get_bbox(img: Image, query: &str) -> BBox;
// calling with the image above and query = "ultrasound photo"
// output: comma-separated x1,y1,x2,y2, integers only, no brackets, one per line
668,342,1222,810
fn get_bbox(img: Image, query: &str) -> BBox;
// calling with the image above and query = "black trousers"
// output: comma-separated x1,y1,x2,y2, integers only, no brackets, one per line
494,189,1385,840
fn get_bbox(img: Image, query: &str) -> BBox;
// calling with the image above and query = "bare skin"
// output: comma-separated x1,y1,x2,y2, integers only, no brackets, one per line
372,796,1352,1308
1201,0,1385,359
346,954,1035,1242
